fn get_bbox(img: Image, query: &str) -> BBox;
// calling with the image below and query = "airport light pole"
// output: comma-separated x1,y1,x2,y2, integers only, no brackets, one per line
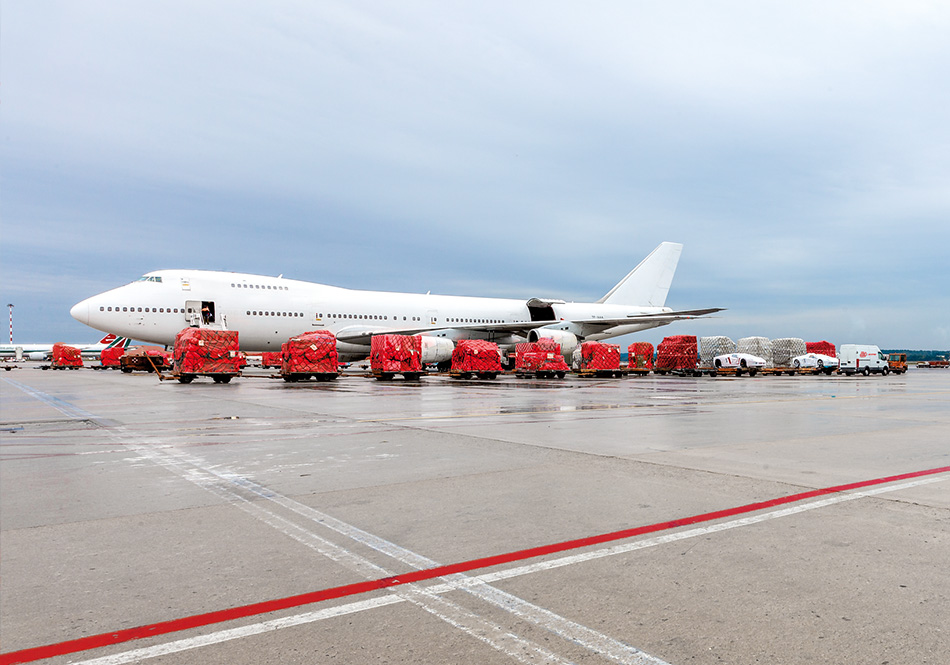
7,304,12,344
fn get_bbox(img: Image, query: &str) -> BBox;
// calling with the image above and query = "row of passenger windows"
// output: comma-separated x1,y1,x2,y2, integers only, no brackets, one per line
101,305,506,325
326,314,419,321
447,318,504,324
231,283,289,291
101,306,181,313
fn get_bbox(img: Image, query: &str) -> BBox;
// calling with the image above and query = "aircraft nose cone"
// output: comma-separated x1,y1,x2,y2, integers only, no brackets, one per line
70,300,89,325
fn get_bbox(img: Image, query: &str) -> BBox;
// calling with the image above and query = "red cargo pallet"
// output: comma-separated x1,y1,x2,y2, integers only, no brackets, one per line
627,342,654,374
172,328,242,384
515,342,569,378
450,339,502,379
261,352,283,368
806,340,836,357
281,331,339,382
655,335,698,374
576,341,622,377
51,343,83,369
99,346,125,369
370,334,423,380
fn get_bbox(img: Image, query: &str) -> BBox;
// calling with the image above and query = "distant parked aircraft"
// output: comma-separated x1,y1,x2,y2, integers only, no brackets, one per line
0,334,132,361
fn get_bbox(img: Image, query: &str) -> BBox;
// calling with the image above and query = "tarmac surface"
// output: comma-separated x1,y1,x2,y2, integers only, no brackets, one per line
1,366,948,664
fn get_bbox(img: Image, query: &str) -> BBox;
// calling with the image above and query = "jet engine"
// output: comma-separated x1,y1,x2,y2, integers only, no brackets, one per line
527,329,579,357
419,336,455,364
28,352,48,361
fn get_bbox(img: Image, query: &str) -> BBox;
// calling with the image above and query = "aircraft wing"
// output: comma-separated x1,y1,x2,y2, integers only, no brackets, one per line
333,308,722,343
568,307,725,332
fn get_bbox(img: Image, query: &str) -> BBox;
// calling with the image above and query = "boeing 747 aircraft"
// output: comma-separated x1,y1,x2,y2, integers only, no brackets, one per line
70,242,721,362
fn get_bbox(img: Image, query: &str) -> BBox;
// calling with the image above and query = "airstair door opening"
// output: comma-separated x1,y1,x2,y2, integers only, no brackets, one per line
184,300,217,328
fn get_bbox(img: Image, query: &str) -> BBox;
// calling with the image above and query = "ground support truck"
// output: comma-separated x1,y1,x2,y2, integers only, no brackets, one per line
839,344,889,376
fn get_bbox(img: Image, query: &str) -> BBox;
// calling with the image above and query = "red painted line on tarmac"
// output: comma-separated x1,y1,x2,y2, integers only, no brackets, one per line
3,465,947,665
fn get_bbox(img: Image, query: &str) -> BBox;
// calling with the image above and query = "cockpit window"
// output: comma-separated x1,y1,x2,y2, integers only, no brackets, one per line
137,276,163,283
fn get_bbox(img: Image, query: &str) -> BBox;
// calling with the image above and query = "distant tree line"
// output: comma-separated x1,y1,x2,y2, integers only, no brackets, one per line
882,350,950,362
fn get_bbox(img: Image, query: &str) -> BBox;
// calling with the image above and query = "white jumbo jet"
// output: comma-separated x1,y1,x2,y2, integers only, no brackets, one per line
0,333,132,361
69,242,722,363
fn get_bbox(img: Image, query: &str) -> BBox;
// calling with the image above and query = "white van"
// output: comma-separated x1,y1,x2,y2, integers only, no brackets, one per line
839,344,889,376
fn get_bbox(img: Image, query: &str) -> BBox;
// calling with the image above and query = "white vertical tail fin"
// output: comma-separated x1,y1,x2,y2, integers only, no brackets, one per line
597,242,683,307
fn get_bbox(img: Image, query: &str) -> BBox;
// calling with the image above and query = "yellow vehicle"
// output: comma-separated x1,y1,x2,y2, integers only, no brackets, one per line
887,353,907,375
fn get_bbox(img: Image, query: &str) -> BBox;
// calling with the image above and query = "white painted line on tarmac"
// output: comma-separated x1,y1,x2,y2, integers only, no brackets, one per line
64,475,944,665
10,379,944,665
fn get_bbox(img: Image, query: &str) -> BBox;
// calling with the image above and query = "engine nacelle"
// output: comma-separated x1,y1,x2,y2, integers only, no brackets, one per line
418,336,455,364
28,352,47,361
527,329,579,358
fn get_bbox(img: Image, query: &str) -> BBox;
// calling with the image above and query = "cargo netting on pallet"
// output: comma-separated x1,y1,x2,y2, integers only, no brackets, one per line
656,335,697,371
173,328,242,375
451,340,502,373
522,351,570,372
515,342,569,372
514,343,533,370
627,342,655,369
770,338,806,368
52,343,83,367
370,335,422,373
100,346,124,367
737,337,771,366
261,352,283,368
806,340,836,357
699,336,736,366
578,341,621,371
282,331,338,374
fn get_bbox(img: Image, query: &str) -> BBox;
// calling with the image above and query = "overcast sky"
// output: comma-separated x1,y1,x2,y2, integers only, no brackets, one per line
2,1,948,349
